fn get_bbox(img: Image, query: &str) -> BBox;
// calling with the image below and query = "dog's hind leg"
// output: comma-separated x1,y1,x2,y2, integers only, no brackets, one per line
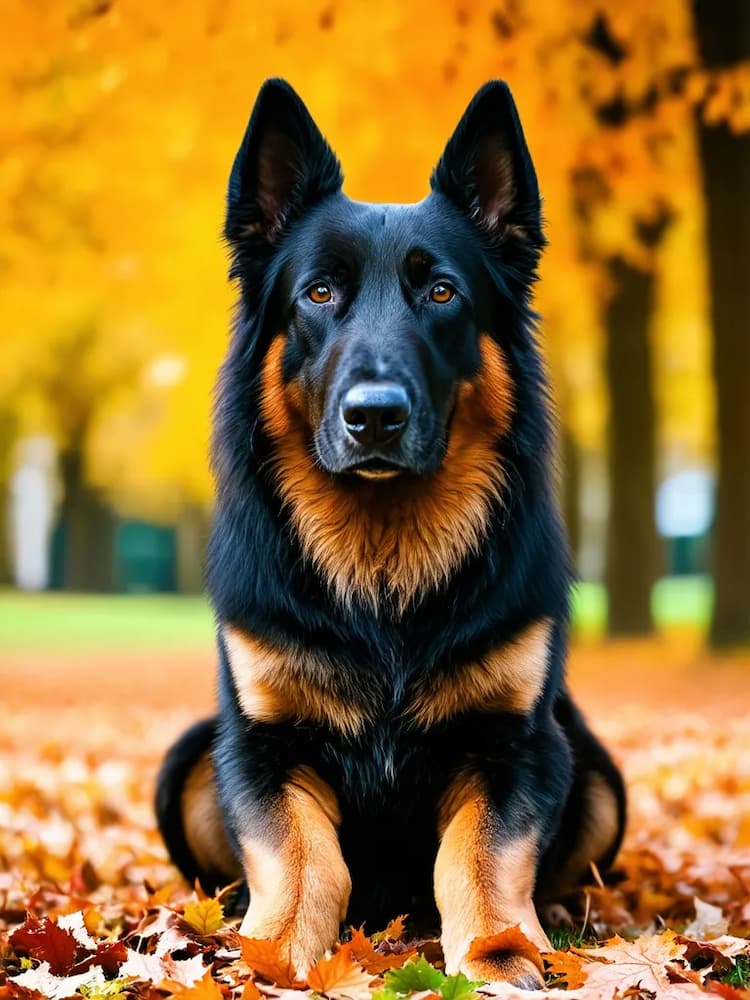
155,718,243,894
539,692,626,897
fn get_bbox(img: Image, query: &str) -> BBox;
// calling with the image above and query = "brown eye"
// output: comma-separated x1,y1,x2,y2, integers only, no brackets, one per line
430,283,455,304
308,284,332,304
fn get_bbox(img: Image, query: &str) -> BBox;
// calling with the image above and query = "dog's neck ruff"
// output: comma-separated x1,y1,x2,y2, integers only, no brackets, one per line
259,334,513,613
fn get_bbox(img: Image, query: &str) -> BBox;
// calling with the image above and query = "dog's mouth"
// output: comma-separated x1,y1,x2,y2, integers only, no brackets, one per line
344,458,406,480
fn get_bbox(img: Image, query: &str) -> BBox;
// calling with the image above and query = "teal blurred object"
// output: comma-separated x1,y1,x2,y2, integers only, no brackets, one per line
115,521,177,593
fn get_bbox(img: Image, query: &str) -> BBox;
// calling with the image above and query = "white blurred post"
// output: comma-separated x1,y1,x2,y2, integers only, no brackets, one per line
10,436,58,591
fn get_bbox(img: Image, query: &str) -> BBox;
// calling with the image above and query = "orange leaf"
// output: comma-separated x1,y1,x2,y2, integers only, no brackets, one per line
239,937,305,988
241,980,263,1000
466,926,545,975
341,928,417,975
307,949,374,1000
170,970,224,998
381,916,407,941
543,949,587,989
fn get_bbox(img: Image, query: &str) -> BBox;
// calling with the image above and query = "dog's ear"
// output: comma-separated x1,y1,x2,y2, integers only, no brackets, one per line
225,79,343,255
431,81,541,245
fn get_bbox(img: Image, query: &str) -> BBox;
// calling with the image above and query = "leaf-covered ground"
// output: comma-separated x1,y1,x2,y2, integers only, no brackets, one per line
1,639,749,999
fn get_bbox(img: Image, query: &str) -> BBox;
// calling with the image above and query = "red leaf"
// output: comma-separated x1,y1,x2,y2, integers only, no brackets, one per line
9,915,78,976
72,939,129,975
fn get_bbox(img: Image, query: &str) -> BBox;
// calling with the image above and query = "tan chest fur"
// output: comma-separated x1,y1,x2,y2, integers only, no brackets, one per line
224,620,551,737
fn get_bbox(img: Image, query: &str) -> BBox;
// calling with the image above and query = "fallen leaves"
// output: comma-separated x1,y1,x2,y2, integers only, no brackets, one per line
1,667,750,998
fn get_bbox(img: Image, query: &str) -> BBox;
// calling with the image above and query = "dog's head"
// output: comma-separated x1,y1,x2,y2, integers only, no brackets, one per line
217,79,548,608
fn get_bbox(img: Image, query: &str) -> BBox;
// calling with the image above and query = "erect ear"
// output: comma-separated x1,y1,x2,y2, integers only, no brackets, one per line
225,78,343,256
431,81,542,246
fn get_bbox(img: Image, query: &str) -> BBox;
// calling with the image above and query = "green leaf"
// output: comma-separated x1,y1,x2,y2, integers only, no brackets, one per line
371,989,400,1000
383,956,446,994
439,972,481,1000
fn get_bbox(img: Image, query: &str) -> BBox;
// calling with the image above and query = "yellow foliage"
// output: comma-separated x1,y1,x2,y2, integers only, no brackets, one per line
0,0,742,509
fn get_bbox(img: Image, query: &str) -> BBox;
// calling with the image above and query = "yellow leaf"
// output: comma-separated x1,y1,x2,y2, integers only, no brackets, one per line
182,897,225,936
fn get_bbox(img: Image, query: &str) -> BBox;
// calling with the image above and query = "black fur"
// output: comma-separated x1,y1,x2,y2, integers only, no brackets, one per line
157,78,625,937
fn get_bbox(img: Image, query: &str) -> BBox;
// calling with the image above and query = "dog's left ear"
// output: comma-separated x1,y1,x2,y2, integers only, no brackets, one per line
431,81,541,245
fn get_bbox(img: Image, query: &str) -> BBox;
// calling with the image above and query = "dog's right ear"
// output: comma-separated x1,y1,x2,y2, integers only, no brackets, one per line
225,79,342,262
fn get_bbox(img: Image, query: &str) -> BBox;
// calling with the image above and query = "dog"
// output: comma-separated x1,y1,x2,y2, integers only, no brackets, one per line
156,78,626,991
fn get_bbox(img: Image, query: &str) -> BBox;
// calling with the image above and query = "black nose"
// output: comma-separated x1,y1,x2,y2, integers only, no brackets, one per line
340,381,411,445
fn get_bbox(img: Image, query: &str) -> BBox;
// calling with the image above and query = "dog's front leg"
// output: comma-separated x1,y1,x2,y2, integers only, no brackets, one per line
227,763,351,976
435,724,572,990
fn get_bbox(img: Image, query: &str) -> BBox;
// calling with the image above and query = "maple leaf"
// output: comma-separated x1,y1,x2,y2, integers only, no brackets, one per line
307,950,375,1000
10,915,78,976
678,935,750,964
466,927,545,976
371,917,407,944
73,940,129,976
341,928,417,975
239,938,306,989
543,950,587,990
182,898,225,936
9,961,108,999
241,980,263,1000
382,955,446,994
167,969,225,998
439,972,481,1000
58,910,97,949
575,932,707,998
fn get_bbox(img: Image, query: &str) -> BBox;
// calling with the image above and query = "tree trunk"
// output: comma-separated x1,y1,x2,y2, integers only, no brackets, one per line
604,257,660,635
59,447,116,592
693,0,750,647
176,503,210,593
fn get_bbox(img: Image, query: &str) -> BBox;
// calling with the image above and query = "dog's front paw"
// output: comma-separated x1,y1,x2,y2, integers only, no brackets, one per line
460,953,545,991
455,928,548,992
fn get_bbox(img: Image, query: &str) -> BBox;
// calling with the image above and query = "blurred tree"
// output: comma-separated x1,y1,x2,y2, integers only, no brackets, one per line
0,0,718,603
566,4,696,634
603,256,660,634
692,0,750,647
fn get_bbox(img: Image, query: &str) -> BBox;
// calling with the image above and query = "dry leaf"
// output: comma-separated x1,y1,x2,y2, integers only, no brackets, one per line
169,970,225,998
543,949,587,989
684,897,730,940
576,932,706,998
307,949,374,999
240,938,305,989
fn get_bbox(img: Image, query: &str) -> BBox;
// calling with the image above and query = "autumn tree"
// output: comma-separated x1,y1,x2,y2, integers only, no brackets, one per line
0,0,716,605
692,0,750,648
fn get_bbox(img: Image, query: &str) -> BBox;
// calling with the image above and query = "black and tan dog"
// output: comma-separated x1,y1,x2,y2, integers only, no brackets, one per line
156,79,625,990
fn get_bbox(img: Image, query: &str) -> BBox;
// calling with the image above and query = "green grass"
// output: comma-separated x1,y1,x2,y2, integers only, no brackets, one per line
0,576,712,654
546,926,598,951
572,575,712,640
0,589,215,653
721,954,750,989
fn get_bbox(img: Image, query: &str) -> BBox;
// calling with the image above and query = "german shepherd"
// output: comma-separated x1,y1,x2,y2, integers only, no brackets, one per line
156,79,625,990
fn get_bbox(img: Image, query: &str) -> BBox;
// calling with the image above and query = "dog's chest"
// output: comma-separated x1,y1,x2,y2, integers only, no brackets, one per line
222,619,551,738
